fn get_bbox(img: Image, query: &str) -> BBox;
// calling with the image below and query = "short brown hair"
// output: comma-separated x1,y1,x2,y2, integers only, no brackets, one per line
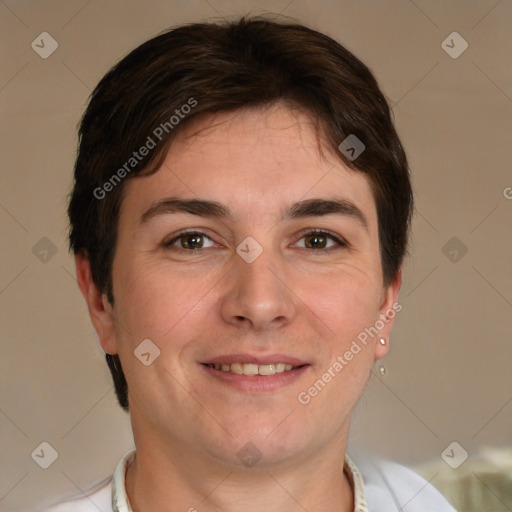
68,15,413,411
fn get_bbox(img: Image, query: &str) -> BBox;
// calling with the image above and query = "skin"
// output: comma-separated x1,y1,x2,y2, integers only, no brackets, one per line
76,102,401,512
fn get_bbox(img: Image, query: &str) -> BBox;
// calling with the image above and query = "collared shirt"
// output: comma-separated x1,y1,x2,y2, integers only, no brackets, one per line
46,450,456,512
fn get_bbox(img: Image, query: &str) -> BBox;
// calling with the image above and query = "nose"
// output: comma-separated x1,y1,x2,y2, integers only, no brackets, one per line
219,245,298,332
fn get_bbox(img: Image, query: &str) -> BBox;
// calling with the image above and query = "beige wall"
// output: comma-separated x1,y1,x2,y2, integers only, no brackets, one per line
1,0,511,510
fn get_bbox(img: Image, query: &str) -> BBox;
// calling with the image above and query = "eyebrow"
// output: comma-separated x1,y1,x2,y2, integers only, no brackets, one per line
139,196,368,230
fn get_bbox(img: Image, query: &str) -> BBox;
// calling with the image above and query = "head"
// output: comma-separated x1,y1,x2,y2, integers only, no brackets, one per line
69,15,413,466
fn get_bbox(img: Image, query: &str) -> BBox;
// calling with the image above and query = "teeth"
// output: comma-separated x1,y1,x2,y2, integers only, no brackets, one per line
244,364,259,375
231,363,243,374
258,364,275,376
206,362,300,375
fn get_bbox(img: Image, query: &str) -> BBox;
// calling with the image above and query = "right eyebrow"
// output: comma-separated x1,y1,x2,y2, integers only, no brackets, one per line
139,197,233,225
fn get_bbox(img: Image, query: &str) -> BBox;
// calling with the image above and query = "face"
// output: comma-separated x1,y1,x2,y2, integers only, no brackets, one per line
82,103,399,469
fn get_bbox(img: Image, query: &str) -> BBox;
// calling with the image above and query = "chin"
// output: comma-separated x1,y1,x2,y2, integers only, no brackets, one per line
212,421,311,467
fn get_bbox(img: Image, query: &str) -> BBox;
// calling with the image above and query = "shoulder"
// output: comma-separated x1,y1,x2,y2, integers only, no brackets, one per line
44,479,113,512
349,452,457,512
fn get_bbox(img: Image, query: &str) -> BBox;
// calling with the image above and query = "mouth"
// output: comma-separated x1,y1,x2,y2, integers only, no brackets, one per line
199,354,310,392
202,362,304,376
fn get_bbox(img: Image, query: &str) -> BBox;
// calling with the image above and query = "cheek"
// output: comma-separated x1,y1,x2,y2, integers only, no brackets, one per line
297,276,379,419
305,271,381,338
111,260,204,406
113,256,205,336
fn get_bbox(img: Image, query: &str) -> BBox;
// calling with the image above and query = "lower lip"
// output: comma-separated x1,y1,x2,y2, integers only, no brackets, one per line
199,364,310,392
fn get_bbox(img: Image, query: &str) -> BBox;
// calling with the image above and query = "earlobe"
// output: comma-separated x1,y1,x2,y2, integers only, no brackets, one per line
374,269,402,360
74,252,118,355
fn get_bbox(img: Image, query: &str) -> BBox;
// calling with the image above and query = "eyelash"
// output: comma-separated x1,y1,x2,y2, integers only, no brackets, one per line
163,229,347,253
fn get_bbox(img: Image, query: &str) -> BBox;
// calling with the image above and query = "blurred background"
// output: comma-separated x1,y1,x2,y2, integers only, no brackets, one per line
1,1,511,510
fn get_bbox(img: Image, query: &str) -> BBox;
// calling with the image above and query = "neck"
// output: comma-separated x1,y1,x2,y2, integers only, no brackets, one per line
125,435,354,512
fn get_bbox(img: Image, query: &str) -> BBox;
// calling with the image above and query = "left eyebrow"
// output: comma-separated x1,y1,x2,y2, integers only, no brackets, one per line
138,196,368,231
282,198,368,231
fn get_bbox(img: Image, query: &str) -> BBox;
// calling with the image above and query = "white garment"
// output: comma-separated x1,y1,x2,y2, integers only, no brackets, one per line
45,450,456,512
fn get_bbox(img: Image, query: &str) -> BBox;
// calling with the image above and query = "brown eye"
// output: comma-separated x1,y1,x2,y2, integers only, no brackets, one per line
296,230,346,250
304,233,328,249
180,233,205,249
164,231,216,251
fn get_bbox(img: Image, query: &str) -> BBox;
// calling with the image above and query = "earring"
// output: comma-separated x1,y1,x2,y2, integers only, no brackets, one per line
378,338,386,345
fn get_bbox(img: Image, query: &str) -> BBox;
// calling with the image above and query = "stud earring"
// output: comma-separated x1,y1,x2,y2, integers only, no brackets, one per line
378,338,386,345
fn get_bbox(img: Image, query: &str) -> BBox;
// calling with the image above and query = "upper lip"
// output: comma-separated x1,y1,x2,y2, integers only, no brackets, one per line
201,354,309,366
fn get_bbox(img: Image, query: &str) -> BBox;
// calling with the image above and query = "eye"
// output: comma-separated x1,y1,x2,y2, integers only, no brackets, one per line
163,229,347,253
164,231,217,251
294,230,347,250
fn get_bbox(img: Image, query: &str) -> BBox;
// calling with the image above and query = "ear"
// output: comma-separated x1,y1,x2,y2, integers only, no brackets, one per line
75,251,118,355
374,268,402,360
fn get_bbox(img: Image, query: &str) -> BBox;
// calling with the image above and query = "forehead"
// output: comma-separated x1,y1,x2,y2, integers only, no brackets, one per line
121,103,377,227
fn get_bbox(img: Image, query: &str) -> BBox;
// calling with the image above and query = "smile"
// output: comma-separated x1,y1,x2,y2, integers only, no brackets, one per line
203,363,299,375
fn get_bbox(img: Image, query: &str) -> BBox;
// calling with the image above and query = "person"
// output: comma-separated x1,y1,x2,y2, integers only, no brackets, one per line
51,15,456,512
